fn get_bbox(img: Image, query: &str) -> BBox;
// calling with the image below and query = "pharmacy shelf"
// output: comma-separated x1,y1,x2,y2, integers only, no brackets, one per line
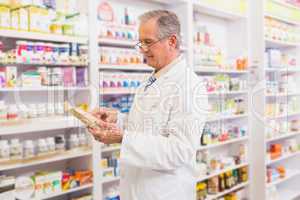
99,64,153,71
98,38,137,48
0,29,87,44
279,189,300,200
271,0,300,10
198,163,248,182
193,1,247,20
145,0,187,4
266,92,300,97
266,112,300,120
266,131,300,143
206,181,249,200
206,90,248,95
267,151,300,165
0,177,15,188
265,68,300,73
0,148,92,171
265,12,300,26
266,170,300,188
195,67,248,74
265,38,300,48
100,88,137,95
0,116,83,135
102,146,121,153
102,176,120,184
0,86,89,92
207,114,248,122
198,136,249,151
32,183,93,200
0,62,87,67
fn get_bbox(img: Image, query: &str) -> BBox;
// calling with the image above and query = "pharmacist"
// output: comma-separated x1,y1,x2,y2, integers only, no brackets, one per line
89,10,208,200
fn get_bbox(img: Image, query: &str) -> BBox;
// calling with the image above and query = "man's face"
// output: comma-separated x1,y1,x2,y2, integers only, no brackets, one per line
138,18,171,69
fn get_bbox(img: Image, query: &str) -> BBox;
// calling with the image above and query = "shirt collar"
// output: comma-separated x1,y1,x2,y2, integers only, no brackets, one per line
153,54,183,79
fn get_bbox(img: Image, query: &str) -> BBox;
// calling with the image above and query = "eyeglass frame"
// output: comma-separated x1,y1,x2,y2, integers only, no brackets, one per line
135,35,172,51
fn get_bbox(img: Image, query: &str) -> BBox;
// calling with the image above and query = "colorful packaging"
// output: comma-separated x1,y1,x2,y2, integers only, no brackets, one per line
5,66,17,88
76,67,86,87
62,67,75,87
0,67,6,88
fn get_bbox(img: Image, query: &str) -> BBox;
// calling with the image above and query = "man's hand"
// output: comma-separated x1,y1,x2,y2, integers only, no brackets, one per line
91,107,118,123
88,120,123,144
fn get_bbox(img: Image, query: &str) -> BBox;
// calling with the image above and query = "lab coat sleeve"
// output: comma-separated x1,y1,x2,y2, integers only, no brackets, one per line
116,112,128,130
120,113,206,171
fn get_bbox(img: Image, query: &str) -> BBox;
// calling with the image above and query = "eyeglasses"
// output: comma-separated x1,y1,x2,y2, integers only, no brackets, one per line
135,36,169,51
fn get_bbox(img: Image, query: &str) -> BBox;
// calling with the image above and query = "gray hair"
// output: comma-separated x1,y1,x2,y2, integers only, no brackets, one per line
139,10,181,49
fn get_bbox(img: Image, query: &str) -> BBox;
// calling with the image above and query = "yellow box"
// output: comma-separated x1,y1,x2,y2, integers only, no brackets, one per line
0,5,10,28
27,6,41,32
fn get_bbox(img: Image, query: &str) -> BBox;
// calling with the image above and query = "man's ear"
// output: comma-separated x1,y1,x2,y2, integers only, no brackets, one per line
169,35,178,48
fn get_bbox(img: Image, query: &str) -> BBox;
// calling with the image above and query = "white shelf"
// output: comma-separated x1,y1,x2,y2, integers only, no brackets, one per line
0,62,87,67
279,189,300,200
270,0,300,10
267,170,300,188
266,131,300,143
265,68,300,73
32,183,93,200
0,148,92,171
102,146,121,153
266,112,300,120
99,64,153,71
0,86,89,92
206,90,248,95
265,12,300,26
0,29,87,44
198,163,248,182
0,116,83,135
100,88,137,95
266,92,300,97
144,0,187,4
207,114,248,122
102,176,120,184
206,182,249,200
265,38,300,48
193,1,247,20
198,137,249,151
98,38,137,48
267,151,300,165
195,67,248,74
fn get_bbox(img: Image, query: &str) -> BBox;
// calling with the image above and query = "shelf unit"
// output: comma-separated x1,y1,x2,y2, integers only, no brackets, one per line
0,1,92,200
248,0,300,199
192,1,250,199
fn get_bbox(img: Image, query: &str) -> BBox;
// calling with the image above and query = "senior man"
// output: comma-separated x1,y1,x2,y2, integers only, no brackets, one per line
89,10,208,200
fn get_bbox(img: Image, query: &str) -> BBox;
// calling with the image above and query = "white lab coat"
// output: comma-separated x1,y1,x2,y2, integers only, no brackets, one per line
120,57,208,200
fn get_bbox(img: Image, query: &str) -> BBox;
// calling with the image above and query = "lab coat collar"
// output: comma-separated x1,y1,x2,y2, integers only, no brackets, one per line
154,54,183,79
152,55,186,84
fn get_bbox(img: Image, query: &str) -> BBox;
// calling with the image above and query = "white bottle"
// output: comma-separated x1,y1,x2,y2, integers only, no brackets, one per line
18,104,29,119
23,140,35,159
37,139,48,155
69,134,80,150
28,104,38,118
10,139,23,159
0,140,10,160
46,137,56,152
78,133,88,147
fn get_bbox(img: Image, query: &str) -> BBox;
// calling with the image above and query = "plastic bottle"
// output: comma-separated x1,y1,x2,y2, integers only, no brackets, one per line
23,140,35,159
0,140,10,160
10,139,23,159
